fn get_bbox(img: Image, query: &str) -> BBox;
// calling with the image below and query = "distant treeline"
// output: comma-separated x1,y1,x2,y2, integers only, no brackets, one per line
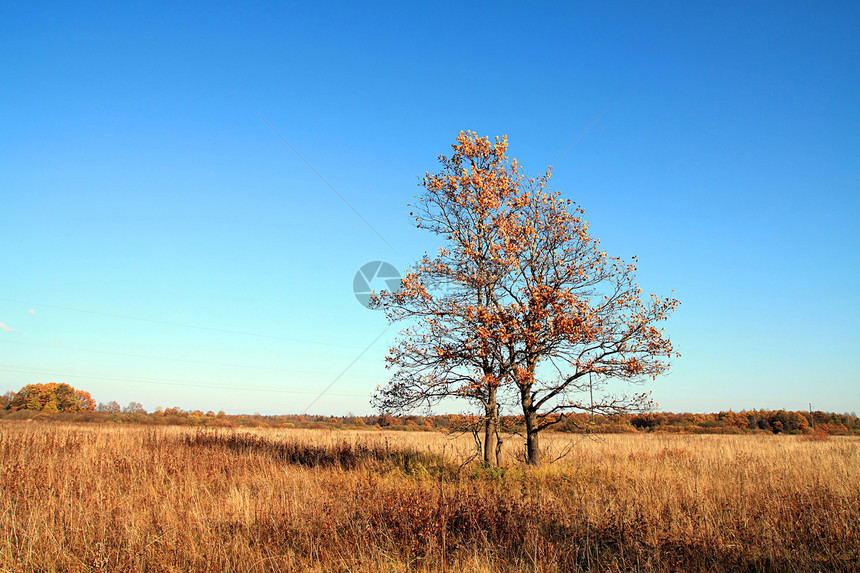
1,383,857,435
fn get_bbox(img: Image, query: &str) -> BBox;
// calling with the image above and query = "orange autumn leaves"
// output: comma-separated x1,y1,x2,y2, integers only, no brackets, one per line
372,131,679,465
7,382,96,413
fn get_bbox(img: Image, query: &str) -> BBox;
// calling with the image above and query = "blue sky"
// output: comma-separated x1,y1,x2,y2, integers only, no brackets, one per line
1,1,858,415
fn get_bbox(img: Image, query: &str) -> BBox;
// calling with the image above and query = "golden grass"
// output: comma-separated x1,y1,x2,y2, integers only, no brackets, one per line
0,422,857,572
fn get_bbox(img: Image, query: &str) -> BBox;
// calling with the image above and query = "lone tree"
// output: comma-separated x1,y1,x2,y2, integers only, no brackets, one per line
373,132,679,466
8,383,96,413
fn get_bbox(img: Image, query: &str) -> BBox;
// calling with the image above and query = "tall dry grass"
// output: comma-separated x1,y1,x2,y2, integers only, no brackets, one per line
0,422,857,572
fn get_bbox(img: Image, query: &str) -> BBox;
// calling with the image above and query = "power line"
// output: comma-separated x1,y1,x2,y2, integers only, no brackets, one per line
0,297,363,350
0,365,370,398
0,339,351,378
255,111,397,253
303,325,391,414
550,110,607,167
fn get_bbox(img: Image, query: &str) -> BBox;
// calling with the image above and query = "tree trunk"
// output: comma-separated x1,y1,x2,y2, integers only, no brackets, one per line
521,387,540,466
524,410,540,466
483,386,499,466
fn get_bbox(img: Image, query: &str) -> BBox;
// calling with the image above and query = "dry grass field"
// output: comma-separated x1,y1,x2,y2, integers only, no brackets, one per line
0,422,857,572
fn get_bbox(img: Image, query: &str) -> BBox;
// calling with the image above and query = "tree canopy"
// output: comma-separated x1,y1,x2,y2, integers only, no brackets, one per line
373,131,679,465
7,383,96,413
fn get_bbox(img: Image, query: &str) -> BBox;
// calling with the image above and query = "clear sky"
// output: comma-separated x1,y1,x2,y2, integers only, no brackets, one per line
2,1,858,415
